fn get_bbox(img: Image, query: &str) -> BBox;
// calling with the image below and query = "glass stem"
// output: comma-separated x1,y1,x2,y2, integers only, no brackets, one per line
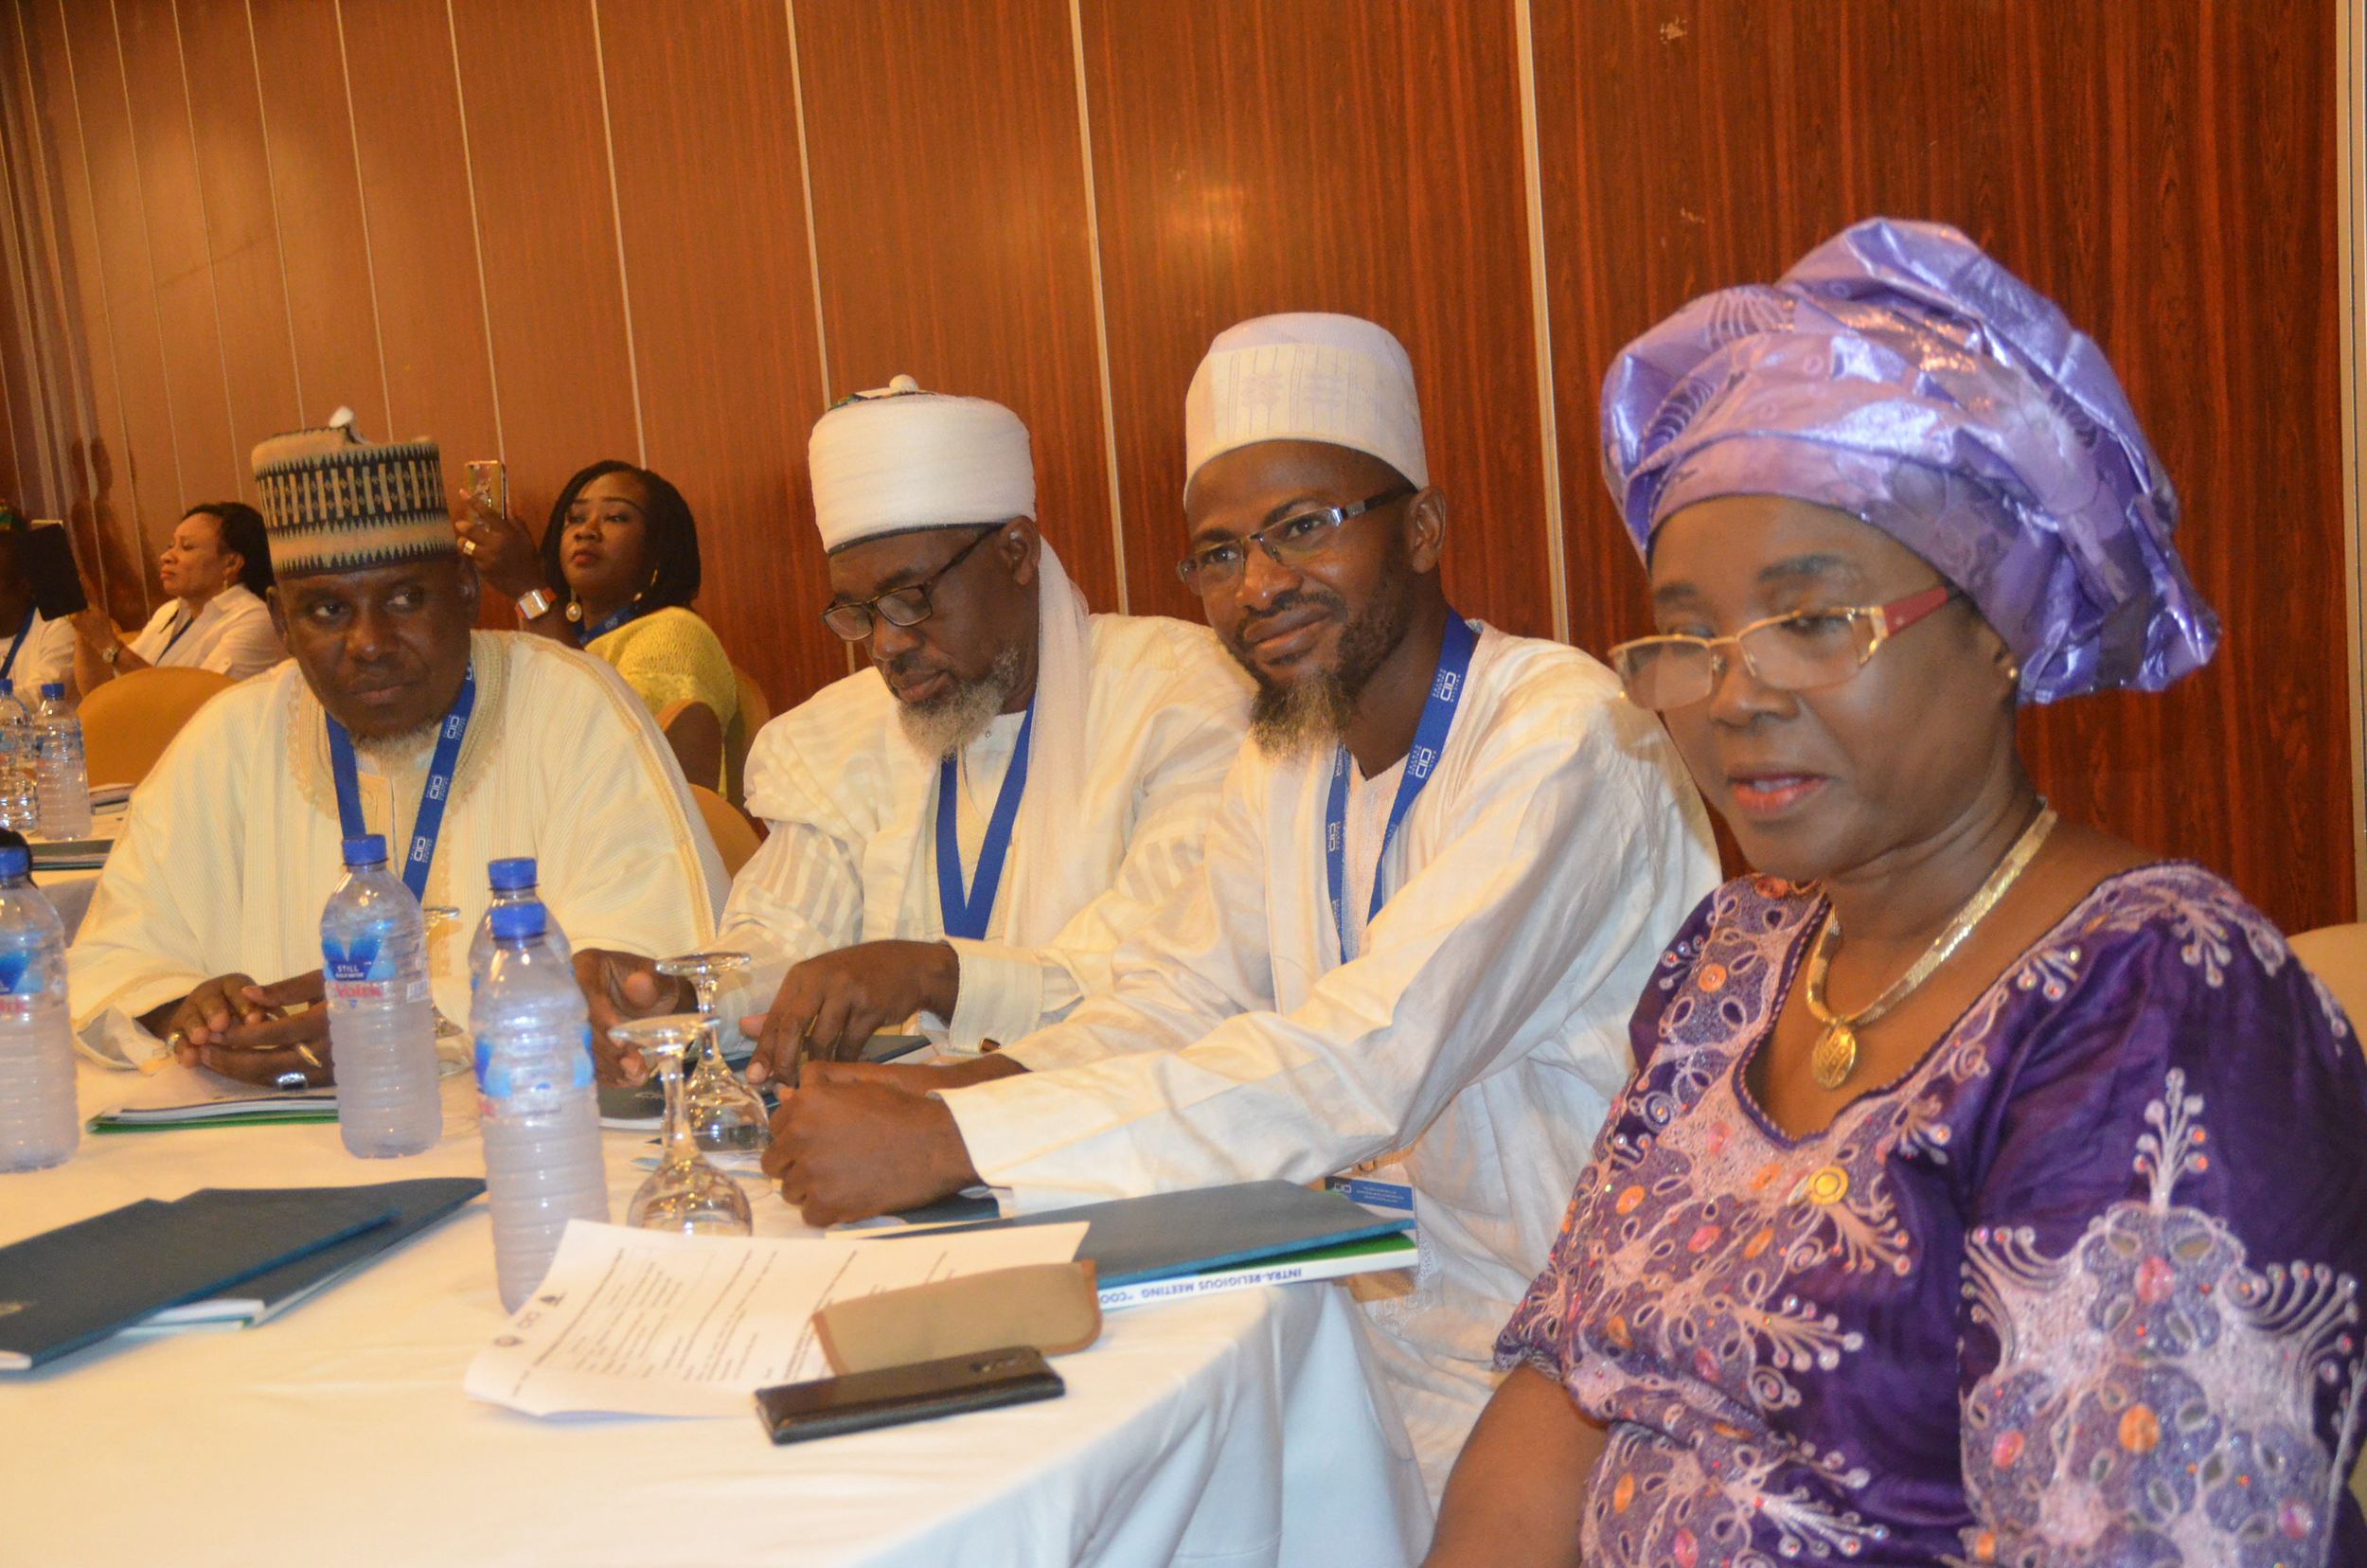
658,1048,699,1167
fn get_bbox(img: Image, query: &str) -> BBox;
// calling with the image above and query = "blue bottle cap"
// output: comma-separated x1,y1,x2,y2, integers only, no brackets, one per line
38,683,62,700
487,856,538,892
342,834,388,866
489,901,547,940
0,846,28,879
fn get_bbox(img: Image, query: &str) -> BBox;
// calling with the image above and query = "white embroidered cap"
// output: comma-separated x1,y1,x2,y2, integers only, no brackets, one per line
1183,312,1429,496
808,377,1036,552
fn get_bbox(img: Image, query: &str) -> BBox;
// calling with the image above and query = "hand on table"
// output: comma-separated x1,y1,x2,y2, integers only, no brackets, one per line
741,938,960,1085
760,1060,999,1225
576,948,693,1086
165,970,332,1086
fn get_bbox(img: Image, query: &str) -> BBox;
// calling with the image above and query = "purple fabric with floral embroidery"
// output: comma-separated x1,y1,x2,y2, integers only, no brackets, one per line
1497,863,2367,1566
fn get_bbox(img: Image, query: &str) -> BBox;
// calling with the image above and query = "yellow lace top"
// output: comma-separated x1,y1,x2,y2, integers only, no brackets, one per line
586,606,738,787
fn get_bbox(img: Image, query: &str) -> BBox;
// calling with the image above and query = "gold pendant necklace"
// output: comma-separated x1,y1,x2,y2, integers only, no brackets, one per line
1804,801,2057,1091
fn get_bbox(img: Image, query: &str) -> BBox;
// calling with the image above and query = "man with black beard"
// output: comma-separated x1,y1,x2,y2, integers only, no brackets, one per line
762,314,1718,1496
625,379,1250,1086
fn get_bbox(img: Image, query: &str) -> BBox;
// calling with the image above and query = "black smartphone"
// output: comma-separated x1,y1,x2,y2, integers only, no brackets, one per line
19,525,84,620
753,1345,1062,1446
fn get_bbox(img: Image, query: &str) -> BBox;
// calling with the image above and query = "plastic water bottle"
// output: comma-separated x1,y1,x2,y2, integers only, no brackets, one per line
0,682,37,836
473,900,608,1311
0,846,72,1171
32,684,88,840
321,834,441,1158
468,857,571,992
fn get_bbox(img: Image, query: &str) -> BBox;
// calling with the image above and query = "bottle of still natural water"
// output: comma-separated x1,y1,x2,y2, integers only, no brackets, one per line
472,899,607,1311
0,845,73,1171
322,834,441,1158
32,684,88,841
0,681,38,836
467,857,571,992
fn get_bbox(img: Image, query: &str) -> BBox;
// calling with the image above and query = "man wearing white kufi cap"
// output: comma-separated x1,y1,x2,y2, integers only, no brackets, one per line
767,314,1717,1498
681,379,1248,1080
66,413,727,1084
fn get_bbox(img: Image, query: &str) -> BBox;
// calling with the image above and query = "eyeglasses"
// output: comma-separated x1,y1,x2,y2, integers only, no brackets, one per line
819,526,998,642
1606,584,1957,712
1175,485,1417,590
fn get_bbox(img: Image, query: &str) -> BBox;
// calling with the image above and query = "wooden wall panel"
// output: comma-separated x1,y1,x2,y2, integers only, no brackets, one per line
1077,0,1550,633
10,0,146,622
54,0,169,607
596,0,837,710
172,0,300,492
244,0,384,439
333,0,498,491
1531,0,2347,932
112,0,239,510
442,0,635,529
793,0,1118,611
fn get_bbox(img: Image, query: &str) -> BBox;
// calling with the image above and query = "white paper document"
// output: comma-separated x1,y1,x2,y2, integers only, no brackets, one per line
463,1219,1088,1417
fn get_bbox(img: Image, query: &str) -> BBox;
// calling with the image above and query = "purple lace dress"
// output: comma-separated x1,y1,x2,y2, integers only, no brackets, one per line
1498,864,2367,1566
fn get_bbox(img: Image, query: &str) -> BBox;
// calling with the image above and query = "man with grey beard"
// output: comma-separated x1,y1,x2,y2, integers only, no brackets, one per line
596,380,1250,1086
760,315,1717,1498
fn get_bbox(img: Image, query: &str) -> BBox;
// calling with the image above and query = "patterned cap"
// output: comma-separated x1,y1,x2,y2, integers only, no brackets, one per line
250,409,454,578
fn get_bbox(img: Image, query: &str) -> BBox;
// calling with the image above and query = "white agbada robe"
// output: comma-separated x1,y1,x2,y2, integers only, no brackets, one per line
939,623,1719,1492
716,546,1252,1049
69,631,729,1063
124,582,285,680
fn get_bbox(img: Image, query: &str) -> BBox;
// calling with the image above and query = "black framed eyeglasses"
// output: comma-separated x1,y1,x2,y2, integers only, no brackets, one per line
1175,485,1417,590
819,525,999,642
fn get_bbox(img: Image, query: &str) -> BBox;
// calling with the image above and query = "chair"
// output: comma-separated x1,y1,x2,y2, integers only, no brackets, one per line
2288,923,2367,1040
724,665,772,809
690,784,760,879
77,666,237,788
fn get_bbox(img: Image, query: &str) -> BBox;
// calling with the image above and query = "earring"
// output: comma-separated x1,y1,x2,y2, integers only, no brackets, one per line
564,597,583,624
2004,662,2022,688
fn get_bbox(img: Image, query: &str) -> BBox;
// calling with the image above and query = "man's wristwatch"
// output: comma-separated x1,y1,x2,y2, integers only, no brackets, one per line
513,587,557,622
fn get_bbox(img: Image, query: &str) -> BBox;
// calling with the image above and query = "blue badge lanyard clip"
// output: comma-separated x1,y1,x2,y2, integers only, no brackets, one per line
1324,614,1476,963
935,703,1036,941
326,665,477,902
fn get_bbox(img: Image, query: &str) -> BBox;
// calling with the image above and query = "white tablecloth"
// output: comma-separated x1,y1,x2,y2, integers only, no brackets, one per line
4,1066,1431,1566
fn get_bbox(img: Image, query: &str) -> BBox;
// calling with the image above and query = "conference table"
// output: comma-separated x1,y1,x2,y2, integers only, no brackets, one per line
5,1065,1432,1566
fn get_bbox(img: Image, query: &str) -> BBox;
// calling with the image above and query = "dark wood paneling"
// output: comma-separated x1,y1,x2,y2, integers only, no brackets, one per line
793,0,1117,611
334,0,499,491
243,0,382,441
596,0,835,711
1532,0,2347,932
442,0,635,530
113,0,240,512
173,0,300,493
1077,0,1550,633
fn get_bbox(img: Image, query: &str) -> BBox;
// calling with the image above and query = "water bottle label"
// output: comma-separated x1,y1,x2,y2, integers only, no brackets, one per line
0,951,38,996
326,976,429,1004
475,1038,596,1098
323,934,388,983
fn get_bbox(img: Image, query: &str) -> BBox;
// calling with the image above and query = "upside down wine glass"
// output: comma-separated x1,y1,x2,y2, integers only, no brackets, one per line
654,951,769,1153
614,1012,752,1236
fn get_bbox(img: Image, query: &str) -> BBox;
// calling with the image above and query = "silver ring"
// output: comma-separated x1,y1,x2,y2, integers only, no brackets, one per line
273,1070,310,1092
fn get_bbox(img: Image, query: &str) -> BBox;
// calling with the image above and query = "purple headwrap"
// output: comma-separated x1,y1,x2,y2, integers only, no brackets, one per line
1601,218,2218,704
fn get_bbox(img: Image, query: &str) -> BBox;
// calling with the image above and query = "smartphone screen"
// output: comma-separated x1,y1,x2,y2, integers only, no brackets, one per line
464,459,507,522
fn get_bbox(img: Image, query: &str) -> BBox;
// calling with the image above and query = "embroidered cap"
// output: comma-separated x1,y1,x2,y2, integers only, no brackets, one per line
251,408,454,579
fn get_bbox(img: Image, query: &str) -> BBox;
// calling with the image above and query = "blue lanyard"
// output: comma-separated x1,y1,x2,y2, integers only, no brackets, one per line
934,703,1035,940
157,607,196,658
326,665,476,902
0,608,32,682
582,600,643,640
1325,614,1477,962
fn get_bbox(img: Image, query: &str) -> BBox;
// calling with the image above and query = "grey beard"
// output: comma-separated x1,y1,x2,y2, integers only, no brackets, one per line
896,643,1028,759
1242,579,1416,759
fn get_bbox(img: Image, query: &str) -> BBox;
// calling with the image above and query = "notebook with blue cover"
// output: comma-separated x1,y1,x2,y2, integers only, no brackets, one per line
0,1187,402,1370
883,1180,1414,1288
140,1179,485,1327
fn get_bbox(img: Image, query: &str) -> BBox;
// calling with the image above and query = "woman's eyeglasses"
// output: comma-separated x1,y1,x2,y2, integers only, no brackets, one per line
1607,584,1957,712
1175,486,1417,590
819,526,998,642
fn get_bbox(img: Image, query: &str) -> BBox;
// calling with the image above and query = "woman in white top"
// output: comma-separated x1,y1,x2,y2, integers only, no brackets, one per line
71,502,285,693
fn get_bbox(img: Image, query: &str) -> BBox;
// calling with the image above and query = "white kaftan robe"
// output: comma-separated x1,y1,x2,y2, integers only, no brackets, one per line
715,590,1251,1050
939,623,1719,1493
69,631,728,1063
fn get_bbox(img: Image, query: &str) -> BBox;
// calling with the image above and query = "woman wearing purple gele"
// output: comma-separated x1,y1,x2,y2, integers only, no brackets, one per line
1426,219,2367,1567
